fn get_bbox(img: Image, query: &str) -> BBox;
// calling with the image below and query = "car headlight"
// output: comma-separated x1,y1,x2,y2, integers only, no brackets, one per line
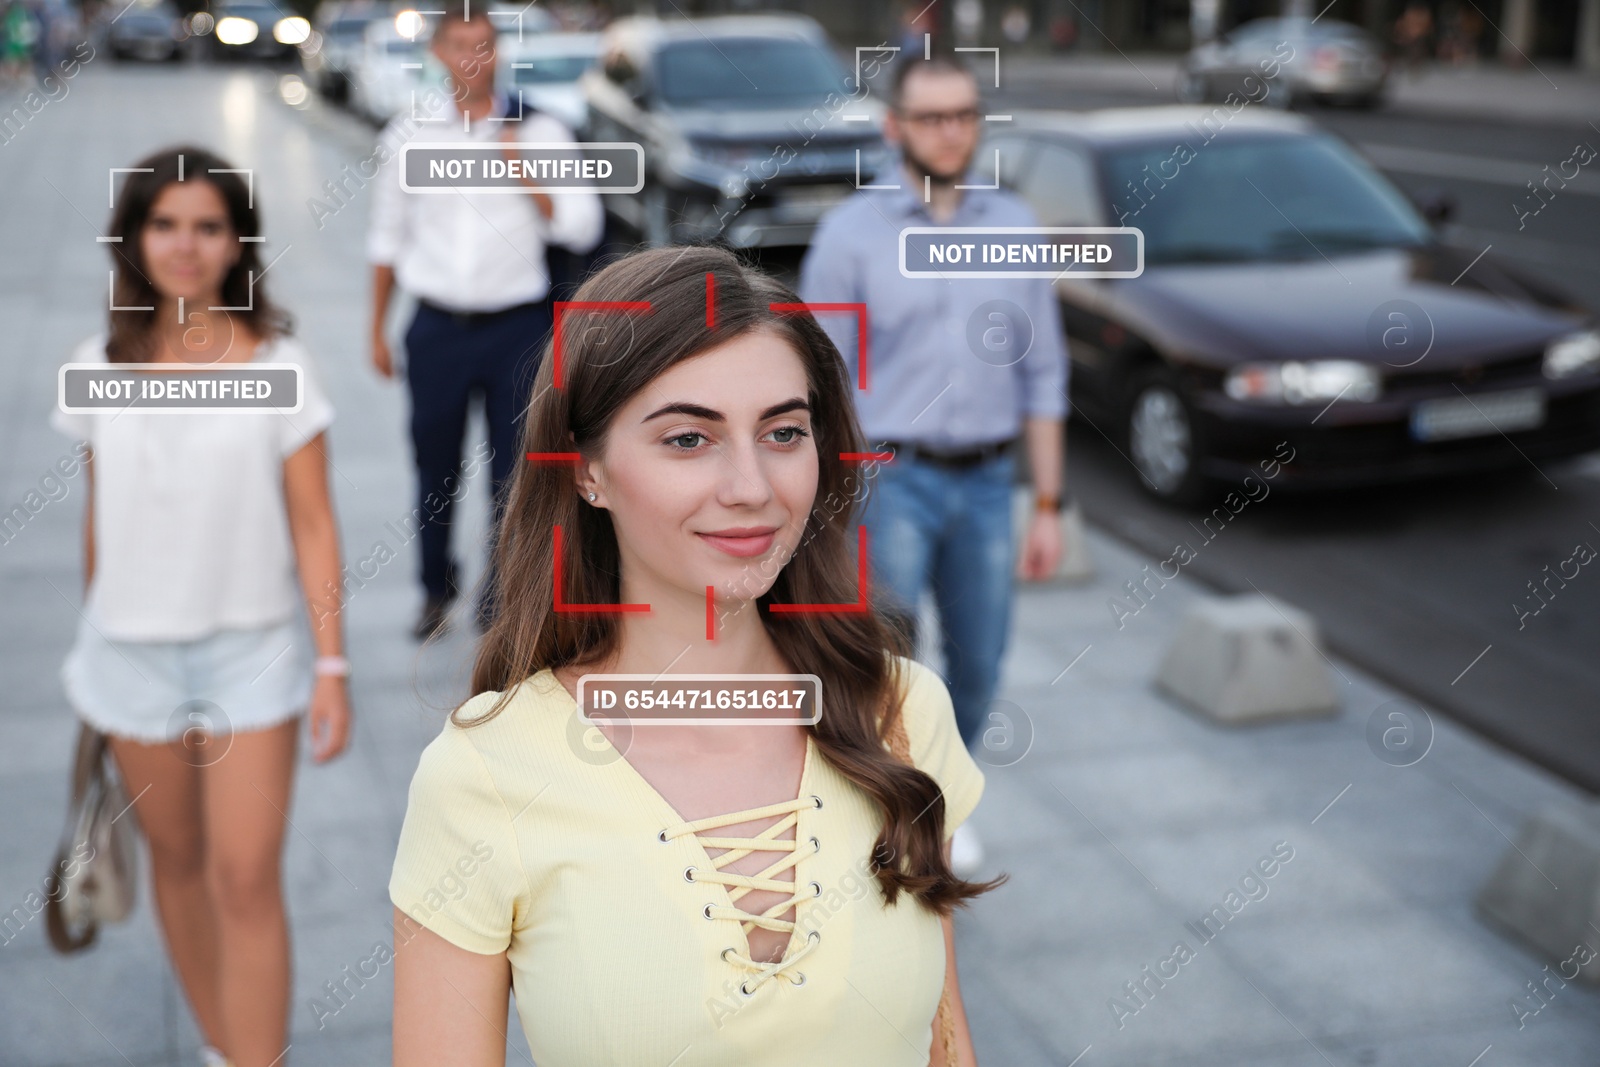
1225,361,1382,404
394,9,425,39
1543,329,1600,379
273,16,310,45
214,16,258,45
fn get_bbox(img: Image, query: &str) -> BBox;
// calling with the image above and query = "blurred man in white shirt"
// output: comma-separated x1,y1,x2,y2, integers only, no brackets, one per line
368,4,603,638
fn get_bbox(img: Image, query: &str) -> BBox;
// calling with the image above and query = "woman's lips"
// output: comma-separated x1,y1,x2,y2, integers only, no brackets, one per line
696,529,777,558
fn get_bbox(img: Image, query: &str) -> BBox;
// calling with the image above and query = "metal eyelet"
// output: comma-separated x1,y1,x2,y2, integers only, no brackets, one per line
684,866,697,883
740,980,757,997
809,835,820,852
809,794,823,809
788,971,807,986
657,829,671,843
703,904,716,920
809,881,822,897
808,930,821,945
721,947,737,962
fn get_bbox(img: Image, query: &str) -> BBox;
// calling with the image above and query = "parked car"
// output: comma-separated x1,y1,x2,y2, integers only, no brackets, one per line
300,0,380,100
347,12,428,123
108,0,185,61
977,108,1600,502
1179,17,1389,109
501,31,600,132
580,14,891,248
209,0,306,63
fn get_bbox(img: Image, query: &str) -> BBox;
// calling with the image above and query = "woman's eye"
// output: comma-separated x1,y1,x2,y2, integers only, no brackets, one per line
769,426,811,446
667,433,706,451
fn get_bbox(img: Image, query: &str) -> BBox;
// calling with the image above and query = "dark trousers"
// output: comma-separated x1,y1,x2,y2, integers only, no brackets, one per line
403,299,554,617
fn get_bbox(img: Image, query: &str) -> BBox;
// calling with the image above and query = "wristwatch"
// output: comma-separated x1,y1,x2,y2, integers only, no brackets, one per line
1034,492,1069,513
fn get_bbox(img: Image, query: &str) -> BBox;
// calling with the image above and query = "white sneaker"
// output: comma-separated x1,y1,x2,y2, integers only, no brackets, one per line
951,822,985,877
200,1046,232,1067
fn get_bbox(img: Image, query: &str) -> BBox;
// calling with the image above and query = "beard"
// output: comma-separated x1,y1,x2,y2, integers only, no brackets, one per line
901,143,971,188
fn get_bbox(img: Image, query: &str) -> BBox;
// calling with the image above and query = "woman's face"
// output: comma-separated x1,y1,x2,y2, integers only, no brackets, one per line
586,327,820,603
140,180,239,305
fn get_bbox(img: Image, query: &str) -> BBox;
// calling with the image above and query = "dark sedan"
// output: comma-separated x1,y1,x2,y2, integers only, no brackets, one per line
580,14,893,249
980,108,1600,503
108,0,186,62
209,1,305,62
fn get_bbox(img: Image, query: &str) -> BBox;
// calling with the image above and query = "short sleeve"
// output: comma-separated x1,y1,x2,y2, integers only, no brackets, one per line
389,707,531,955
273,340,335,457
51,334,107,443
896,658,986,840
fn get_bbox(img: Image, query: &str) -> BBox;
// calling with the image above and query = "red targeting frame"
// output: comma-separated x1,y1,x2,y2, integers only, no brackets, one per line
767,525,873,614
768,302,870,392
552,524,651,614
552,301,653,388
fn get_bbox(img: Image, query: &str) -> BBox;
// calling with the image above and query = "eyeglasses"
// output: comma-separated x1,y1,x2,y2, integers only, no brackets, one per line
897,107,981,130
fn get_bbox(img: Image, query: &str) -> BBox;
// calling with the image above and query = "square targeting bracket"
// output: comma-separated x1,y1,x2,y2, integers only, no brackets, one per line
767,525,873,614
102,159,274,313
768,302,870,392
552,523,651,613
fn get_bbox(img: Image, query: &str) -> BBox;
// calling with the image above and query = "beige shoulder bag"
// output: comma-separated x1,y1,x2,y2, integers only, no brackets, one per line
45,724,139,953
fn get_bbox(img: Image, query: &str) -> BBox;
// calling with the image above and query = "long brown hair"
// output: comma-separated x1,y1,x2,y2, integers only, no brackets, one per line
105,146,291,363
464,245,1004,914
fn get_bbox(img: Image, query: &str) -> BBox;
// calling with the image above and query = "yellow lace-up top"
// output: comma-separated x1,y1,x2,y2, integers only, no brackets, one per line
389,656,984,1066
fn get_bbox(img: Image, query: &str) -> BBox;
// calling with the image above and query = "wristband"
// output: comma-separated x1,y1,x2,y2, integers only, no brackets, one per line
314,655,350,678
1034,492,1068,513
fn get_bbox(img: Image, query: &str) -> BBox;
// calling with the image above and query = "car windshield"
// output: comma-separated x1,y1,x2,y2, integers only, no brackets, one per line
218,5,281,22
327,17,371,38
1103,134,1431,265
656,38,846,108
513,54,593,84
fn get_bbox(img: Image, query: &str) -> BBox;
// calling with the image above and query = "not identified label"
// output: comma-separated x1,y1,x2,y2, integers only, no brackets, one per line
900,226,1144,279
401,142,644,193
59,364,303,414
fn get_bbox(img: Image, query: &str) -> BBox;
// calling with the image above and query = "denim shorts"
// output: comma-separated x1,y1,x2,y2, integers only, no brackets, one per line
62,614,314,743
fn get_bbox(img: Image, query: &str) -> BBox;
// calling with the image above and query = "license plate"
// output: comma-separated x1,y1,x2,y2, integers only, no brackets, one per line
1410,388,1545,441
777,185,850,211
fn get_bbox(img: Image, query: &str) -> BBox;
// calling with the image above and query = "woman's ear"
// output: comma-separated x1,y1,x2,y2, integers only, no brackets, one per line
575,455,605,508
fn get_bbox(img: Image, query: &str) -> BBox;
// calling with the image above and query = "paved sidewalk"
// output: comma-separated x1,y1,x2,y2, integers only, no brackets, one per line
2,64,1600,1066
1000,52,1600,127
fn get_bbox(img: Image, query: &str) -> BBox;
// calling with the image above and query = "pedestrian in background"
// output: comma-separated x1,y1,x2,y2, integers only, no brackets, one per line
368,2,604,640
52,146,352,1067
799,53,1069,876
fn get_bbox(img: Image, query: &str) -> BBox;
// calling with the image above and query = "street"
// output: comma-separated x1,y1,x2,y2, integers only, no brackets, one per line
5,48,1600,1067
985,61,1600,793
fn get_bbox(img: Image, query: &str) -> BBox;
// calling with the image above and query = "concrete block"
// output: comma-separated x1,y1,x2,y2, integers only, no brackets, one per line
1153,595,1339,723
1477,802,1600,982
1011,489,1095,583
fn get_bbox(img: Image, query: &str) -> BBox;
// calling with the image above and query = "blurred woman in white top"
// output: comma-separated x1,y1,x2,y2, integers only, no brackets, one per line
51,145,351,1067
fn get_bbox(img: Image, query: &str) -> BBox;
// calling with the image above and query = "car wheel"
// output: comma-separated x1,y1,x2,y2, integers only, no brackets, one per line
1176,71,1207,104
1126,369,1209,505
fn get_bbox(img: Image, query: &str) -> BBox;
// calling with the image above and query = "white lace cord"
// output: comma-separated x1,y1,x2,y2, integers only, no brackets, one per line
663,796,821,994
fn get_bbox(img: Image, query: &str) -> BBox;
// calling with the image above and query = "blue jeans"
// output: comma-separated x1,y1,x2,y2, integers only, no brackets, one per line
404,300,553,615
861,449,1017,750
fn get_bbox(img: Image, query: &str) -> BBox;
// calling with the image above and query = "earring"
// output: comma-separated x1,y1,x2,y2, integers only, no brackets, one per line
588,492,597,502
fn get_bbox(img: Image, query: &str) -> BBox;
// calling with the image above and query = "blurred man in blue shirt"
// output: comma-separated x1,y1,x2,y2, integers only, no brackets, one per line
800,53,1069,874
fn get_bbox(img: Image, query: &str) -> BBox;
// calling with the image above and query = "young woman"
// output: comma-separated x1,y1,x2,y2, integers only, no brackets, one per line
390,245,1004,1065
52,146,351,1067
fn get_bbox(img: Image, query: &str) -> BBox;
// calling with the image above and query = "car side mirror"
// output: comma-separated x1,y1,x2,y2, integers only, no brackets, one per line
1415,190,1456,226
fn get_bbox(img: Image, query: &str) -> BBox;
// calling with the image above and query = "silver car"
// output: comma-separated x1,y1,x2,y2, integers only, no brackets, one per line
1179,17,1389,110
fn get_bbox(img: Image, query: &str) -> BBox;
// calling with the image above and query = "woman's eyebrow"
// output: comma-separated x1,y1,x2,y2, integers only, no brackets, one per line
641,397,810,423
